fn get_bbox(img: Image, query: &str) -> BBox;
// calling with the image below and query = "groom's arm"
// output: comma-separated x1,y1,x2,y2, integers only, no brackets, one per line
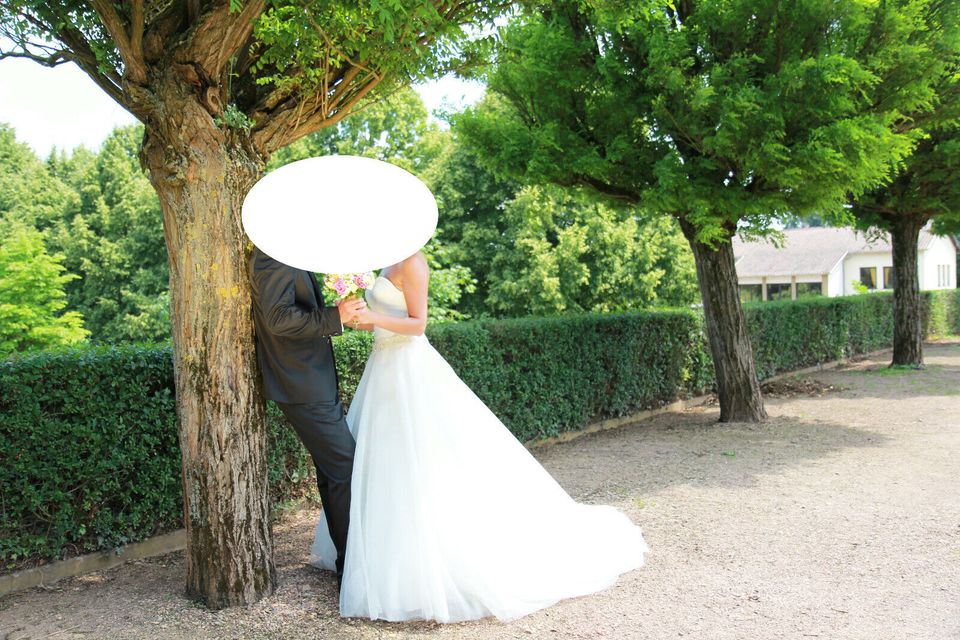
254,263,343,339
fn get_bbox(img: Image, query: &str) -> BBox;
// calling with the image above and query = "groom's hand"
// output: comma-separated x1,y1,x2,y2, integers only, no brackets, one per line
337,298,366,325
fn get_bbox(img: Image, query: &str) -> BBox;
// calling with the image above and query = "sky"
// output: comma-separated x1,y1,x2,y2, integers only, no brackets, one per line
0,57,486,158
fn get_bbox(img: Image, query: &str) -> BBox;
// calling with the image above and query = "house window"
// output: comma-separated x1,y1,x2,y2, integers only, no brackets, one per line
939,264,953,288
883,267,894,289
796,282,822,298
739,285,762,302
859,267,877,290
767,283,792,301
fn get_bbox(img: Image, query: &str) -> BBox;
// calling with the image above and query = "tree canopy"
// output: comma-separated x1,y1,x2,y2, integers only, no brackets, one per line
0,1,506,153
0,223,88,353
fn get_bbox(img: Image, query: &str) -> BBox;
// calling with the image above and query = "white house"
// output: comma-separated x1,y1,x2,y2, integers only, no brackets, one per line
732,225,958,302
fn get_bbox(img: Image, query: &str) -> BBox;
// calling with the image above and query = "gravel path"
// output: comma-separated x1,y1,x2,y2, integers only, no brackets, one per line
2,343,958,640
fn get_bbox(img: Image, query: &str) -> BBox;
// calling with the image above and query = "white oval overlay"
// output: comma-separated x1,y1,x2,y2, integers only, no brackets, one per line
242,155,438,273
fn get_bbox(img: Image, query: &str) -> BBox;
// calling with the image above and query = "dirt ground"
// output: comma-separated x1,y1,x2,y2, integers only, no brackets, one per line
2,343,958,640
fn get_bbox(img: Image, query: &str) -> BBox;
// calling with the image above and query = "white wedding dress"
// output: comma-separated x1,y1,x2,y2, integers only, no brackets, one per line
309,276,649,622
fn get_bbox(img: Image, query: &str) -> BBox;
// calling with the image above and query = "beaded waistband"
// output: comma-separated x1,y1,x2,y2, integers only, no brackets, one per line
371,333,425,353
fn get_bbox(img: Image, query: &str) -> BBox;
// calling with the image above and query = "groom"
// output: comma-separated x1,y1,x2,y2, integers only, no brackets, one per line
248,245,364,589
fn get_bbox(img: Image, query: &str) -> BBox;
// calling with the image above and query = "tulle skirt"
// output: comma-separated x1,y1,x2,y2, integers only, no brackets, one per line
309,334,649,622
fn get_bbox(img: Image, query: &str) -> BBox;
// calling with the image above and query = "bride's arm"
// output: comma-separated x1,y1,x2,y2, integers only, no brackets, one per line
356,254,428,336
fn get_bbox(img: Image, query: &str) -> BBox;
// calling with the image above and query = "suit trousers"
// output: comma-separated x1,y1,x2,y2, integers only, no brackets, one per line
276,398,355,580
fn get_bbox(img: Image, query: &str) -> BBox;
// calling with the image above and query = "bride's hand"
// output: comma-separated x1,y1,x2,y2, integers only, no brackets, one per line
355,306,375,326
336,298,365,325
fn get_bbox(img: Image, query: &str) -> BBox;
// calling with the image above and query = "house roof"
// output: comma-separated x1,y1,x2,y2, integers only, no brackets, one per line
732,226,942,277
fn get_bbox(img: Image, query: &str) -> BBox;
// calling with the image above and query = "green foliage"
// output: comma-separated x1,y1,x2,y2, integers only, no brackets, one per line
215,104,256,131
0,343,337,570
422,126,520,316
0,124,78,233
459,1,935,242
0,345,179,569
269,86,438,172
2,96,700,330
427,310,711,441
848,0,960,233
8,290,960,567
483,185,698,316
423,126,699,317
745,293,897,379
44,126,170,343
851,280,870,295
251,2,500,100
0,2,506,142
0,124,170,345
925,288,960,336
0,224,88,353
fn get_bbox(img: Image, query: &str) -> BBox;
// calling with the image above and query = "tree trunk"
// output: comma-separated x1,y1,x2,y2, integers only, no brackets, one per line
889,215,927,367
678,218,767,422
141,79,276,609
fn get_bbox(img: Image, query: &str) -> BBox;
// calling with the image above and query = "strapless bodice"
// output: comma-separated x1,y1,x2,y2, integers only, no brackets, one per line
366,276,408,318
366,276,426,352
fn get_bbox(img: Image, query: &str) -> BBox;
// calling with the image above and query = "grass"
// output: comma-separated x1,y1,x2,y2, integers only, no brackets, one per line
861,364,929,376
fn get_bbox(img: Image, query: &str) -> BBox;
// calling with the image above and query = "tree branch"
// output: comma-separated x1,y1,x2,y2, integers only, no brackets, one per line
48,19,131,111
252,69,386,154
568,174,641,204
0,48,71,66
179,0,266,80
130,0,145,64
89,0,148,83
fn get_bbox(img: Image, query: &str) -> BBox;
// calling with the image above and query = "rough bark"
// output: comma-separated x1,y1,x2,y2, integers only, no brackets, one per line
678,217,768,423
889,215,928,367
141,71,275,609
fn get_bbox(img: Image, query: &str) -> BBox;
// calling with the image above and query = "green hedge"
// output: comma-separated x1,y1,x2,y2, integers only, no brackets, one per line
744,292,897,379
2,289,957,570
924,288,960,337
0,345,316,571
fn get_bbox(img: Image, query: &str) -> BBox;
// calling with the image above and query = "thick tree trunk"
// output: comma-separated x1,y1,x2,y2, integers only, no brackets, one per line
678,218,767,422
141,80,275,609
889,215,927,367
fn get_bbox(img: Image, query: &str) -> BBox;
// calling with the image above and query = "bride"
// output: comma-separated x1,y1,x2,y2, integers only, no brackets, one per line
309,250,649,623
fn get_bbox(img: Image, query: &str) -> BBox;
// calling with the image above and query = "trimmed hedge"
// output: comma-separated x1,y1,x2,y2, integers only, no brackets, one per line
0,345,314,571
744,292,896,379
2,289,957,570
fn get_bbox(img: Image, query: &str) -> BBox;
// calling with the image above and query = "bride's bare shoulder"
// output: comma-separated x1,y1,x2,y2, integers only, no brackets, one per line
400,251,429,276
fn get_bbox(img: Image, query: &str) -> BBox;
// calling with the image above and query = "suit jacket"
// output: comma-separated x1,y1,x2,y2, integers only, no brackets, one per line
248,247,343,403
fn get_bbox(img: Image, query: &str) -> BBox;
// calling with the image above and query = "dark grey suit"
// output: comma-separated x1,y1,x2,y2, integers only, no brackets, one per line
248,246,354,583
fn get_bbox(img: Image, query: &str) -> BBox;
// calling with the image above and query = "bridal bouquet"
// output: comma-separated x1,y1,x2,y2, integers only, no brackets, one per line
323,271,376,301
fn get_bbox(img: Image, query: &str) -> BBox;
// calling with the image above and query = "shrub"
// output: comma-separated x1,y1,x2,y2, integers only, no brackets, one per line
2,290,955,569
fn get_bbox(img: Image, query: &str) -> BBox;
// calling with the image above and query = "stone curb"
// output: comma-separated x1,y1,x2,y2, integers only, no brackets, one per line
0,345,897,598
0,530,186,598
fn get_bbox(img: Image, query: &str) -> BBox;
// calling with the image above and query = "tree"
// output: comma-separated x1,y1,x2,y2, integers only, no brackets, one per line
0,124,78,232
421,127,520,316
46,125,171,343
0,223,88,353
483,185,697,316
848,2,960,366
0,1,504,608
458,1,933,421
269,85,436,171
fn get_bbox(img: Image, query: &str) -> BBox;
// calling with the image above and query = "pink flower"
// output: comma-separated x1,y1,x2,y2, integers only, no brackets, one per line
353,274,366,288
334,278,348,296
